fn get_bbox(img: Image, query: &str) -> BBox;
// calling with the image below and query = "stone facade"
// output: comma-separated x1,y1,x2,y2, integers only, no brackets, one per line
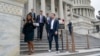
69,0,95,34
0,0,25,56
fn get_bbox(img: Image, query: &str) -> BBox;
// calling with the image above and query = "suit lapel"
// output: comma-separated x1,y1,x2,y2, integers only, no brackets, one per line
53,20,56,28
39,15,40,22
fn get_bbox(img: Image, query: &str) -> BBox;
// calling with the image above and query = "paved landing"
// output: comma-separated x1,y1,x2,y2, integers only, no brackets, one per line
20,48,100,56
86,53,100,56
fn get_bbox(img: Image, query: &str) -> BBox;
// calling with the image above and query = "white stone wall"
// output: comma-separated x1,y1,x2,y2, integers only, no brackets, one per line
0,1,23,56
0,13,21,56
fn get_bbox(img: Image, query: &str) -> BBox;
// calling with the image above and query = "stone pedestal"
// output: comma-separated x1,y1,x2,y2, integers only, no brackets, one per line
0,0,24,56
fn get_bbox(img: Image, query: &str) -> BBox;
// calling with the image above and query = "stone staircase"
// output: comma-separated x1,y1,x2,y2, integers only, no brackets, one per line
20,28,100,55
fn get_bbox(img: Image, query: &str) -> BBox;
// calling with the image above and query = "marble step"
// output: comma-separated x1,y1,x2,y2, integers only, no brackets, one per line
20,43,87,47
20,46,87,50
20,40,88,43
20,44,87,47
20,47,87,54
20,42,87,45
20,48,67,54
20,32,100,54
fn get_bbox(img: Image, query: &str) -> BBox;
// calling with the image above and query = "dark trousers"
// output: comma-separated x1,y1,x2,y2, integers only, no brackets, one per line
46,24,49,38
37,23,44,40
48,30,59,51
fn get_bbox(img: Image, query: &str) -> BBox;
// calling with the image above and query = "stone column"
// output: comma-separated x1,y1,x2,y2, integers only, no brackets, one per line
87,9,89,17
86,9,87,16
91,11,92,17
78,0,79,4
76,0,78,4
76,9,78,14
64,4,68,29
80,8,82,15
84,9,85,16
82,8,83,16
81,0,82,4
84,0,85,4
71,7,73,19
91,10,93,17
33,0,36,12
79,0,81,4
77,0,78,4
75,0,76,4
89,9,91,17
59,0,64,19
64,4,68,19
51,0,55,13
91,11,93,17
28,0,33,12
86,9,88,17
88,9,90,17
41,0,46,15
85,9,87,16
92,11,95,17
83,8,85,16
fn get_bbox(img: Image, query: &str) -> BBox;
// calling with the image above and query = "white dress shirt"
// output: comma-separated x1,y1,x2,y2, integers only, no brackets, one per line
51,19,55,29
47,17,50,21
32,12,35,18
40,15,43,23
47,17,50,24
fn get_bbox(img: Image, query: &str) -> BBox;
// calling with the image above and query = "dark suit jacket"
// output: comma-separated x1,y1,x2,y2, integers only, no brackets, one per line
68,22,73,34
30,12,36,21
45,17,51,32
68,22,72,30
48,19,59,32
36,15,46,24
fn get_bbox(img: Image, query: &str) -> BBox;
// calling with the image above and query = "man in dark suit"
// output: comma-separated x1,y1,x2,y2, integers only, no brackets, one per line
45,13,51,38
68,21,73,35
36,10,46,40
30,9,36,21
48,13,59,53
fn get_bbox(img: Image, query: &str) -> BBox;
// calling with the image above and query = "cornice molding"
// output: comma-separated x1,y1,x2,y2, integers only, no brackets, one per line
0,1,23,16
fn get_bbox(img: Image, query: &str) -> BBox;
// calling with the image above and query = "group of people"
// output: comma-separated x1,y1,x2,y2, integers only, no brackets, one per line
22,9,60,55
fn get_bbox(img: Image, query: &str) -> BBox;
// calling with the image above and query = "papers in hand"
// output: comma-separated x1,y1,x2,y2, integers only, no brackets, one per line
33,23,39,26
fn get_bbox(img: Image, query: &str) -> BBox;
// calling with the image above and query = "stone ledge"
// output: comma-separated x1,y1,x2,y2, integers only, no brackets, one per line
0,1,23,16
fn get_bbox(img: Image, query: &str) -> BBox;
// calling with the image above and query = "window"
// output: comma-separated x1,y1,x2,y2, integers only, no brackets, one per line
96,25,100,32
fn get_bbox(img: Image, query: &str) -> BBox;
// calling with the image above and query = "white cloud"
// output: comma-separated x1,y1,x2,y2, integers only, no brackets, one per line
91,0,100,16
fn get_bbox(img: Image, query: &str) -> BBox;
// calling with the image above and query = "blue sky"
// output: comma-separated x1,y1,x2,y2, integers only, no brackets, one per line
91,0,100,16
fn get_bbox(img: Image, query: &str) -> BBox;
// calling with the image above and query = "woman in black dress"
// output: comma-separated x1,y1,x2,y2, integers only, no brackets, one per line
23,13,36,55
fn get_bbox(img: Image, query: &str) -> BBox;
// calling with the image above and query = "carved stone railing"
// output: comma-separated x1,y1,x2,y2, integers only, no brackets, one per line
0,1,23,16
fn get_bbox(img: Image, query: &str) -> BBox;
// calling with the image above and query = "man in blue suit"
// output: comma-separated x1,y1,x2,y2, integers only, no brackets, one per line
48,13,59,53
36,10,46,40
